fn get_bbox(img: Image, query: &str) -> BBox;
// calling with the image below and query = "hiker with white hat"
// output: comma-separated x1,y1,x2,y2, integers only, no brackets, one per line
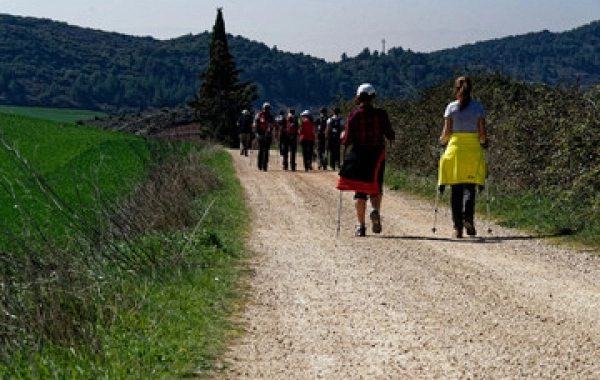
338,83,395,237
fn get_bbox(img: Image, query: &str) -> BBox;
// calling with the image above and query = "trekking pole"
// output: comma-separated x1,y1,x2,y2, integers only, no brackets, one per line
336,190,343,237
483,149,492,234
485,177,492,234
432,185,443,233
432,144,444,234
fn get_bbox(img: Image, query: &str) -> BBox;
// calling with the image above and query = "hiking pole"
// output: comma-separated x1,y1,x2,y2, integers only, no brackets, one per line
485,177,492,234
432,143,445,234
432,185,443,233
483,149,492,234
336,190,342,237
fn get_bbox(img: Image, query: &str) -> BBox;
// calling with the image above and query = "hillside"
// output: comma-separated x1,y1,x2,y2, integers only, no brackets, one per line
0,14,598,112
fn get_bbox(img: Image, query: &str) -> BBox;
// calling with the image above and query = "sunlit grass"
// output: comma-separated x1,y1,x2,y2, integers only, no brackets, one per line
0,112,250,378
386,168,600,249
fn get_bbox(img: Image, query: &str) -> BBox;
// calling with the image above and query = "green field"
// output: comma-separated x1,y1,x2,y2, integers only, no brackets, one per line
0,105,106,123
0,112,149,241
0,110,248,378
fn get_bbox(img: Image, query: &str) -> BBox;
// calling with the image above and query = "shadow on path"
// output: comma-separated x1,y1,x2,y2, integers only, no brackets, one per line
373,234,542,244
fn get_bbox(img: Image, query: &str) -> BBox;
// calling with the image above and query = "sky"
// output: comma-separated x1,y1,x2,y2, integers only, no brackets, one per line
3,0,600,62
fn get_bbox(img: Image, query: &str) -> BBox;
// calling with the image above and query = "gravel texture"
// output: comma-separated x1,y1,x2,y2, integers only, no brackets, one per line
215,150,600,379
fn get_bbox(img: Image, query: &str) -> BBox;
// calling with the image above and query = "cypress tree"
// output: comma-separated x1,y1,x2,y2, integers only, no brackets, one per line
190,8,257,144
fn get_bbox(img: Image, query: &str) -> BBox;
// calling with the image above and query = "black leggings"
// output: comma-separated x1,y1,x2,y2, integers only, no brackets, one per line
451,184,476,229
301,140,314,170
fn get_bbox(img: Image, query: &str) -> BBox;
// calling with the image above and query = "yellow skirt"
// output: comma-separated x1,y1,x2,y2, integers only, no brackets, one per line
438,133,487,186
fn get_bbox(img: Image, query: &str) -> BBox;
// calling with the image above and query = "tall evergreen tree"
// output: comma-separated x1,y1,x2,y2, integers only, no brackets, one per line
190,8,257,144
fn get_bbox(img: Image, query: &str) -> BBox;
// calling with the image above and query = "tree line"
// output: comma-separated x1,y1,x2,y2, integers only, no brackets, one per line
0,14,598,113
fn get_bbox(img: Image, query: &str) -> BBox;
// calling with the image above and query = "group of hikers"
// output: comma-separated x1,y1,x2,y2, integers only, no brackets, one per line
238,76,488,239
237,105,345,172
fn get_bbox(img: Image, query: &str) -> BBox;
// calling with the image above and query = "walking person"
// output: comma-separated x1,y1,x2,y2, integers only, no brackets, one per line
237,109,253,156
276,110,287,162
299,110,316,172
326,107,345,170
315,107,329,169
338,83,395,237
281,109,299,171
438,75,488,238
254,102,275,171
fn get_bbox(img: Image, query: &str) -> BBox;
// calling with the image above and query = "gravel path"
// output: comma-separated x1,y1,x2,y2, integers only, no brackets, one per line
217,150,600,379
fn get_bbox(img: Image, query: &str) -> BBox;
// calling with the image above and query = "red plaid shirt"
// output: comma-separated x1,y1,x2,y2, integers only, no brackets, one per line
343,104,394,150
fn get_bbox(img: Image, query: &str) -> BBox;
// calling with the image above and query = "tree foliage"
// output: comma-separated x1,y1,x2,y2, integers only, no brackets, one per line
385,71,600,233
188,8,257,143
0,14,598,113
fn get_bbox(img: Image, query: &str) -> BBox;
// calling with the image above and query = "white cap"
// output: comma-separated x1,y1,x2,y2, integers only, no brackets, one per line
356,83,376,96
242,109,250,115
301,110,310,116
262,102,271,109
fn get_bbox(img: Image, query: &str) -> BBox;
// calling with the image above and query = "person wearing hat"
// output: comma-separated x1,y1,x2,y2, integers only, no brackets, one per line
341,83,395,237
237,109,253,156
254,102,276,171
299,110,316,171
282,109,299,171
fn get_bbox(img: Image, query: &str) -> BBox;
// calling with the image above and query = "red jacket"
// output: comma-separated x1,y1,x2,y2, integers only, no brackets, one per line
299,116,315,141
255,110,274,134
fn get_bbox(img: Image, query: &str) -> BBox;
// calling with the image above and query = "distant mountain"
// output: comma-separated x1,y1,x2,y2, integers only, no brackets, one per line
0,14,598,113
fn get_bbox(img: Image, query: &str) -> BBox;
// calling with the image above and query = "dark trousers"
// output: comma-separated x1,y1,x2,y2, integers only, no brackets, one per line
316,136,327,169
280,135,297,170
451,184,476,229
239,133,251,156
257,134,272,171
329,141,341,170
301,140,314,171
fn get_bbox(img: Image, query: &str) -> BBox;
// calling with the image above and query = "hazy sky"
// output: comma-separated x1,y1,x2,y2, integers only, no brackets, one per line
3,0,599,62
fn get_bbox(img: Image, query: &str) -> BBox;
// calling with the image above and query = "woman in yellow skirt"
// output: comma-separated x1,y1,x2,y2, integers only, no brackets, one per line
439,76,488,238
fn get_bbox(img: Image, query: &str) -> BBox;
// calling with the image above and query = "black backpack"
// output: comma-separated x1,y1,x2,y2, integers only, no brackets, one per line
316,117,327,137
329,117,342,140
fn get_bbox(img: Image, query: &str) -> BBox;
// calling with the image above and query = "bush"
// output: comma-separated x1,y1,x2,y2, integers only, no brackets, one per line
385,71,600,240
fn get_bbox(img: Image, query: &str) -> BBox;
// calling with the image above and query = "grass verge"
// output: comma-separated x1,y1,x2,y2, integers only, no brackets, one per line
386,168,600,251
96,147,250,378
0,145,250,378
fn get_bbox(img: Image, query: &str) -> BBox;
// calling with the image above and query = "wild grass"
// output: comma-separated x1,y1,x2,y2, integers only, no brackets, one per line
0,113,249,378
386,168,600,250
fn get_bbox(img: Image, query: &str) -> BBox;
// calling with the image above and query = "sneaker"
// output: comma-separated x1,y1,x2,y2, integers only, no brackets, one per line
464,222,477,236
370,209,382,234
453,228,463,239
355,224,366,237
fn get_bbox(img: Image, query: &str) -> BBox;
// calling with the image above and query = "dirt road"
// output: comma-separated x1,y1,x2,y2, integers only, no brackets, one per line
218,150,600,379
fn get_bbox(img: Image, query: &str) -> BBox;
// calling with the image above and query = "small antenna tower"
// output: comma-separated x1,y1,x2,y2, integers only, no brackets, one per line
381,39,386,54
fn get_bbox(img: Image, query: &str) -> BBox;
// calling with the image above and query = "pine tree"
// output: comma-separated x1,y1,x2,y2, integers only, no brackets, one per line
190,8,257,144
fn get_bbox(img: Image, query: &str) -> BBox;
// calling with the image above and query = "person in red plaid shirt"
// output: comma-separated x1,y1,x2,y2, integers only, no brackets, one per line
341,83,395,237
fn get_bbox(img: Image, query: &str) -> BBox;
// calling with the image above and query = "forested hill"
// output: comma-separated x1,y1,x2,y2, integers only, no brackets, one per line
0,14,598,113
